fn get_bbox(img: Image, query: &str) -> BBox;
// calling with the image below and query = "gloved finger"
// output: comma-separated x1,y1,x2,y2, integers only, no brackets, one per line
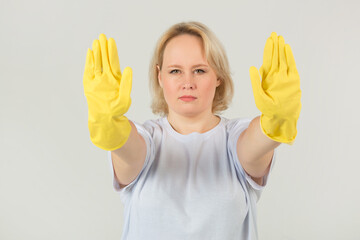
260,37,273,80
84,48,94,78
285,44,298,73
270,32,279,72
278,36,287,72
108,37,122,80
92,39,102,75
99,33,110,72
117,66,133,113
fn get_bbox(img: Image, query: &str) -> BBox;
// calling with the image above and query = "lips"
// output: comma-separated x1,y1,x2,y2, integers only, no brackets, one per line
180,95,196,98
179,95,197,102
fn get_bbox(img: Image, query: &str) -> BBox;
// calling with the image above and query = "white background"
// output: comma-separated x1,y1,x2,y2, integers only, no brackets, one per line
1,0,359,239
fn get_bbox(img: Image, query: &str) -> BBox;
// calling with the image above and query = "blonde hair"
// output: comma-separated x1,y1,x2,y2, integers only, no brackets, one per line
149,21,234,117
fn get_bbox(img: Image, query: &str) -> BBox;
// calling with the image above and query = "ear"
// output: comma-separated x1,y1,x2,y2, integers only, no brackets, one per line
216,78,221,87
157,65,163,88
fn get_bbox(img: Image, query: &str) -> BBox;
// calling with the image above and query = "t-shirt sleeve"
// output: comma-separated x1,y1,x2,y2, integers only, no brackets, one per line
227,117,277,202
107,120,154,201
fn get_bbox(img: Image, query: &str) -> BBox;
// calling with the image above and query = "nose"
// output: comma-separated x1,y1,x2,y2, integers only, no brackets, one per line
182,73,196,90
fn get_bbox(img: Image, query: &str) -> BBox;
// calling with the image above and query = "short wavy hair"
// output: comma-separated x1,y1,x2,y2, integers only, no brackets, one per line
149,21,234,117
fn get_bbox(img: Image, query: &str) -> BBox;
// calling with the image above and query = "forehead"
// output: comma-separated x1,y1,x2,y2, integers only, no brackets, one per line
162,34,207,66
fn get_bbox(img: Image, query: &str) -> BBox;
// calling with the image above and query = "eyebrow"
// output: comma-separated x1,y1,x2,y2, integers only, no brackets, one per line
166,64,209,68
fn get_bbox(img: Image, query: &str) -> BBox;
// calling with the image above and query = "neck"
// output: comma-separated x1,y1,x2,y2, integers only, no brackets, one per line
167,111,220,135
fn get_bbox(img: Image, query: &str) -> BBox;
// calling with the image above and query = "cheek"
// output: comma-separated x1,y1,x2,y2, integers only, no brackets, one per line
162,80,178,100
205,82,216,91
202,81,217,97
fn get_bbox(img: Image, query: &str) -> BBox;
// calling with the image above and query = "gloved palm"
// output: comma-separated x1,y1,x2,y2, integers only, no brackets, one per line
83,34,132,151
249,32,302,145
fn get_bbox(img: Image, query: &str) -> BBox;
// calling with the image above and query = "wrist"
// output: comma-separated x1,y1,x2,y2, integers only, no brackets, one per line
260,114,297,145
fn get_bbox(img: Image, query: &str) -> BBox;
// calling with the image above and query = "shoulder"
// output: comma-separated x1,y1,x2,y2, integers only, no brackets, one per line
131,118,166,139
221,116,252,134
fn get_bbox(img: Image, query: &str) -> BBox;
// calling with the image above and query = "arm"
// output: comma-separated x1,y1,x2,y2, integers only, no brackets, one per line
237,116,281,185
83,34,146,188
243,33,302,185
111,120,147,188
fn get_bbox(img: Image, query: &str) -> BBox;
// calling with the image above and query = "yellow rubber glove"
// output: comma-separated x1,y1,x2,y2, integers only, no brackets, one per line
249,32,302,145
83,34,132,151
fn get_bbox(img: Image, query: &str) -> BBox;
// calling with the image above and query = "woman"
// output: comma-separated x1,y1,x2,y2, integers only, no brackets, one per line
83,21,301,240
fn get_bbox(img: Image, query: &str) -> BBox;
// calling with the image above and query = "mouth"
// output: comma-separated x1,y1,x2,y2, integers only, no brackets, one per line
179,95,197,102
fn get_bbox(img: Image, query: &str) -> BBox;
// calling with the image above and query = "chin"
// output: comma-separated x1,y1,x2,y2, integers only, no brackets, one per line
172,106,207,118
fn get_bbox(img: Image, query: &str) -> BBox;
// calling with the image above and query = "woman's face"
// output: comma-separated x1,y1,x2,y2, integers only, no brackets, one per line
158,34,220,118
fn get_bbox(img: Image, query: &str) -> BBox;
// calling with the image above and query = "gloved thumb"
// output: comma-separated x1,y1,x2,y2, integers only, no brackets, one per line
117,66,133,114
249,66,265,107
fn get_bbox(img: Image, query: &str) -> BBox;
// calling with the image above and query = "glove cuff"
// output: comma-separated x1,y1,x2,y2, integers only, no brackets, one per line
260,114,298,145
88,116,132,151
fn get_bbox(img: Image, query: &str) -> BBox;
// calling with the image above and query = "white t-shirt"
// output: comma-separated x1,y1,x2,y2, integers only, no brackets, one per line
108,115,277,240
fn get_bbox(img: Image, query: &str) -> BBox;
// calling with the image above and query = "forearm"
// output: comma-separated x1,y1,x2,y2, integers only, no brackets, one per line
238,115,281,164
111,120,146,165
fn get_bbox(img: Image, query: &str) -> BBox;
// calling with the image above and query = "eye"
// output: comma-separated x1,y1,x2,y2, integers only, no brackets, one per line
194,69,205,74
170,69,180,74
